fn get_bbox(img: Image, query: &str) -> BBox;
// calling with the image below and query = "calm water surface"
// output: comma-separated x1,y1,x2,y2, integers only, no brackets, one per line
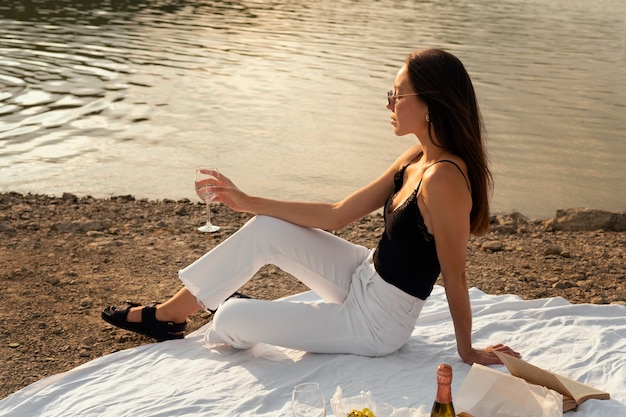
1,0,625,217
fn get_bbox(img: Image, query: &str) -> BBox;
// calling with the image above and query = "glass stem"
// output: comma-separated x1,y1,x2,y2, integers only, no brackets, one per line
205,202,211,225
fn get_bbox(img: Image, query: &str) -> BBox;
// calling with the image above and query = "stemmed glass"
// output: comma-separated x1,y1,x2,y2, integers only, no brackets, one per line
292,383,326,417
195,165,220,233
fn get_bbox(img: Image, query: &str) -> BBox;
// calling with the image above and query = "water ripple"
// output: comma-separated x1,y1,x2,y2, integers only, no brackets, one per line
0,0,624,216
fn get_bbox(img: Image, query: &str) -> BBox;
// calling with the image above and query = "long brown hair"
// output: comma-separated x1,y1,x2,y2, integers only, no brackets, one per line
406,49,492,235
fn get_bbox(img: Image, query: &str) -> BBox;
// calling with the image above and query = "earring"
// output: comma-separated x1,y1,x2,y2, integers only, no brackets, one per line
426,113,430,123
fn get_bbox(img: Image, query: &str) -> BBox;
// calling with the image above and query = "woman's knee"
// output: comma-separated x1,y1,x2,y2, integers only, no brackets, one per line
212,298,242,332
247,215,285,231
212,298,256,348
244,216,294,246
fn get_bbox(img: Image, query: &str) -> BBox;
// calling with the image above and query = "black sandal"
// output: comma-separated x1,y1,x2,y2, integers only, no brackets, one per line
101,301,187,342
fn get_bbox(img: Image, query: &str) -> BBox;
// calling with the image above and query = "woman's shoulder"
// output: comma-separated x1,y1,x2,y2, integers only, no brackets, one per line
437,153,467,171
419,158,472,227
422,155,470,196
427,154,467,180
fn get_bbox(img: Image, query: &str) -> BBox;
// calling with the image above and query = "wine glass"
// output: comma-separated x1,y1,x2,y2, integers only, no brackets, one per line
292,383,326,417
195,165,220,233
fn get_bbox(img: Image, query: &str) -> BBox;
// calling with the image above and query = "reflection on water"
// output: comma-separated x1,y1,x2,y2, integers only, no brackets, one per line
0,0,624,217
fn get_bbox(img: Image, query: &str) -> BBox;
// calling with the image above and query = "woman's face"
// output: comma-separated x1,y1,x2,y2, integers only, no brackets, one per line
387,65,428,137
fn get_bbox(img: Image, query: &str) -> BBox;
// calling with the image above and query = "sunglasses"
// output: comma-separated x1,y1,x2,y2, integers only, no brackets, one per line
387,90,419,106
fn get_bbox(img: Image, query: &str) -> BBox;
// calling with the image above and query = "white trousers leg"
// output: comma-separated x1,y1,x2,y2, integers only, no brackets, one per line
178,215,425,356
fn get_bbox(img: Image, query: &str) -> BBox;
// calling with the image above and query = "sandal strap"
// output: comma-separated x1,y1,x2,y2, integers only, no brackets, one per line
141,305,187,341
110,302,140,319
102,303,187,342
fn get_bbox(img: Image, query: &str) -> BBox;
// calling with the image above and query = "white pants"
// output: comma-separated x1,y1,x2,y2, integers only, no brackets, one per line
178,215,425,356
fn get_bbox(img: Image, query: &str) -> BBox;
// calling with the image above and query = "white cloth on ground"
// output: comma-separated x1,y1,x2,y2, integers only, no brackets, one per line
1,286,624,417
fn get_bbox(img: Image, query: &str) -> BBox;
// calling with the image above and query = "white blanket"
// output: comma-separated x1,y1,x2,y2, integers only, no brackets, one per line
1,286,625,417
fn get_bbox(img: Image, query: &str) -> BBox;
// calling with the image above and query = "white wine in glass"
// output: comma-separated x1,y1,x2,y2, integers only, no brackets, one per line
292,383,326,417
195,165,220,233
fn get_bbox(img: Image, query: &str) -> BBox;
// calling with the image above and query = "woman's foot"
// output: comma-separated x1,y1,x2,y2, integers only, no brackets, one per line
101,301,187,342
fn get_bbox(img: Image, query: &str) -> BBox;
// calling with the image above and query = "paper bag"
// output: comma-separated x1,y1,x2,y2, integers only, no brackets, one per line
455,364,563,417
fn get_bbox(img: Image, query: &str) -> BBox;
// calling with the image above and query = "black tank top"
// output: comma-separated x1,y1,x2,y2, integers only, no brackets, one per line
372,159,469,300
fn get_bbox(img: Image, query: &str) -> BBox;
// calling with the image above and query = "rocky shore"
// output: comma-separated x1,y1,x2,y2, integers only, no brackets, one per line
1,192,624,399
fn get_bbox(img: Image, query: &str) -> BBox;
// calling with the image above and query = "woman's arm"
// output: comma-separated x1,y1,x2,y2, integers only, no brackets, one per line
421,163,519,365
212,144,424,231
216,178,388,231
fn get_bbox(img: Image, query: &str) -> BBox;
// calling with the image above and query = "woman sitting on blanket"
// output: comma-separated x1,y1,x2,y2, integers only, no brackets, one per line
103,48,520,365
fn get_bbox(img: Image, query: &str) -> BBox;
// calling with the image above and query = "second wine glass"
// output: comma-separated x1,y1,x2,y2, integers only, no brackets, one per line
292,383,326,417
195,165,220,233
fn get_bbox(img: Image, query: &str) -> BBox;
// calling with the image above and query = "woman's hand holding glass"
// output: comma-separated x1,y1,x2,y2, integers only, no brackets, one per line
195,166,221,233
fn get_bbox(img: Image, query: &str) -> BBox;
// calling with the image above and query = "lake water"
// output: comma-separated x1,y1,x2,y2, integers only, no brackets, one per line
1,0,624,218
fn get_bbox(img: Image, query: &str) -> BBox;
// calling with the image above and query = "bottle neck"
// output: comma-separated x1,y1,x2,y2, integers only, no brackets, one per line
435,381,453,404
435,364,453,404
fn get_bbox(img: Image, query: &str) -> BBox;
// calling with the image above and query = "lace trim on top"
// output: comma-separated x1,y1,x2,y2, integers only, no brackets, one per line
388,166,433,242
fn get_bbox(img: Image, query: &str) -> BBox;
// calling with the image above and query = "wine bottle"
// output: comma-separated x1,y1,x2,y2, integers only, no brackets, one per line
430,363,456,417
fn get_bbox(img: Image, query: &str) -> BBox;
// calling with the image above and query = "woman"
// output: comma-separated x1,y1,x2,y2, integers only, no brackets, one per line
103,49,519,365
